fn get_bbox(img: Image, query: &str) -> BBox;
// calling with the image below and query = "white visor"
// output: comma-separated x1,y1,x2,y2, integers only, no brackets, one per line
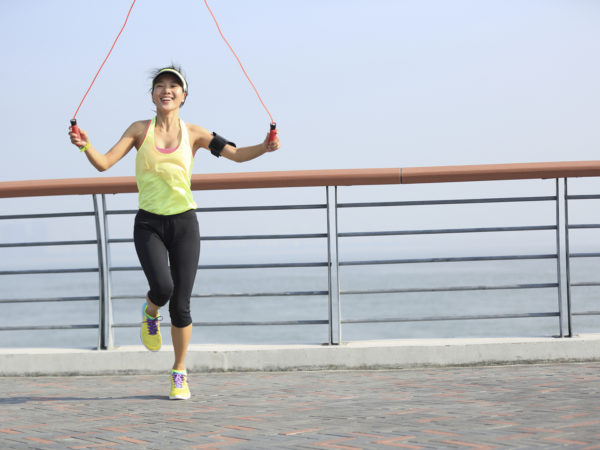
153,68,188,93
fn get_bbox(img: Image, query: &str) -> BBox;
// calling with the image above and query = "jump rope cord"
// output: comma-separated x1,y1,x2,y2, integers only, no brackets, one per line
72,0,274,127
203,0,275,125
72,0,137,120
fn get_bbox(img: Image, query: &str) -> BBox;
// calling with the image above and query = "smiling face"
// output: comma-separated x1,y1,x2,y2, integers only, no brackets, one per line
151,73,187,111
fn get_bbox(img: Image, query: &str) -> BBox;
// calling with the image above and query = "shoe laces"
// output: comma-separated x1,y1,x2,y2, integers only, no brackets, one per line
144,315,162,335
172,371,186,388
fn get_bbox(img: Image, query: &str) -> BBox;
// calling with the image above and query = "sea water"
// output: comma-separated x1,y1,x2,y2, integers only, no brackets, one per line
1,258,598,349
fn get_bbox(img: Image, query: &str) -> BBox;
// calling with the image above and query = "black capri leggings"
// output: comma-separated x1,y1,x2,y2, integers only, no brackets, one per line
133,209,200,328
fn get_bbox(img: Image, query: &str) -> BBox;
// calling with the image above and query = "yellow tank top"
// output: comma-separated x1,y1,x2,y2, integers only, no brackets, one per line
135,117,197,215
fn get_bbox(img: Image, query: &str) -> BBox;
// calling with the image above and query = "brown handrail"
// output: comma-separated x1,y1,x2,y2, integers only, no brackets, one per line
1,161,600,198
402,160,600,184
0,169,401,198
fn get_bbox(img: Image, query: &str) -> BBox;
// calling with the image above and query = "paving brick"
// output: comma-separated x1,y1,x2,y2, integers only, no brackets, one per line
1,362,599,448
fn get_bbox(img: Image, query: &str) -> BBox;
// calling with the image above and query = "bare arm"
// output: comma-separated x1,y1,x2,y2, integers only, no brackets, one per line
68,121,147,172
187,123,281,163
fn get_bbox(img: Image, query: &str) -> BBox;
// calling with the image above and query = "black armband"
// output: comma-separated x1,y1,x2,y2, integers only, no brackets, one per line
209,132,236,157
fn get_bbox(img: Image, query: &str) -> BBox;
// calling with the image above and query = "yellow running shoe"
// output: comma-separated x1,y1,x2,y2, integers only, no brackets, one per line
141,303,162,351
169,370,191,400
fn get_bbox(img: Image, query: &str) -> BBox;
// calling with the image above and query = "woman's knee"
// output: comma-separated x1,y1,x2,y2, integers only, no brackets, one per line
148,281,173,308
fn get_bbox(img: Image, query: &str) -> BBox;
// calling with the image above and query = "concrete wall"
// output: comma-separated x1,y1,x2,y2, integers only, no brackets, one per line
2,335,600,376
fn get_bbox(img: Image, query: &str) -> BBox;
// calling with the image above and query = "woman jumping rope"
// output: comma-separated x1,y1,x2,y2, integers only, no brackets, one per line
68,66,281,399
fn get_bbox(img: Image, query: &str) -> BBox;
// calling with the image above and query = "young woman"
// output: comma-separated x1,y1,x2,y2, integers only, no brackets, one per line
69,66,281,399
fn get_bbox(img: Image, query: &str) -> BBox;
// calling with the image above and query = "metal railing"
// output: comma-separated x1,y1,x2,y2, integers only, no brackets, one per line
564,179,600,335
0,196,106,348
1,162,600,349
334,184,564,342
101,193,336,348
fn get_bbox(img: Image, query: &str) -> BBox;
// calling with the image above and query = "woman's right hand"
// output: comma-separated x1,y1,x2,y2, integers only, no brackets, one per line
68,125,90,149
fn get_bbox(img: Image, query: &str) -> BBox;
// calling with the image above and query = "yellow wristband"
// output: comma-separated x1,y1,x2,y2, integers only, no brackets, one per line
79,142,91,153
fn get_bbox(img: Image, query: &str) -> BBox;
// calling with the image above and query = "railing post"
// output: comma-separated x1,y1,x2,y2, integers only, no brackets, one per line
326,186,333,344
563,178,573,337
92,194,107,350
334,186,342,344
554,179,564,337
101,194,115,349
326,186,341,345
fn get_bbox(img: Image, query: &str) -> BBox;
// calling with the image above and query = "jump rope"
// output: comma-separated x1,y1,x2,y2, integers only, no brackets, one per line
70,0,277,144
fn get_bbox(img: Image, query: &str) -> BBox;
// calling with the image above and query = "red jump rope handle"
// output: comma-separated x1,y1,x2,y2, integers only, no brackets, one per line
268,122,277,143
70,119,81,140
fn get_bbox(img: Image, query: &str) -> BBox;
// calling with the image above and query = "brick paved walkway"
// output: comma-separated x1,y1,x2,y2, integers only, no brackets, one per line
1,362,599,449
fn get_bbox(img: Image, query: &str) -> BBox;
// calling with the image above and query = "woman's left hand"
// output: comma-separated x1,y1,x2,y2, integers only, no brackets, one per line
263,132,281,152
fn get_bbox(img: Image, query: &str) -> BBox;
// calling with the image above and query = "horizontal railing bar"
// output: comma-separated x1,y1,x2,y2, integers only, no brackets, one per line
339,196,556,208
203,233,327,241
194,320,328,327
342,312,559,324
568,253,600,258
570,282,600,287
112,319,329,328
341,283,558,295
108,233,327,244
111,262,328,271
112,290,328,300
567,194,600,200
0,296,99,304
195,204,326,213
340,226,556,238
106,204,326,216
108,238,133,244
340,254,557,266
572,311,600,316
0,212,95,220
0,240,97,248
108,227,555,243
568,224,600,229
202,262,329,269
0,268,99,276
194,291,328,298
104,209,141,215
0,324,99,331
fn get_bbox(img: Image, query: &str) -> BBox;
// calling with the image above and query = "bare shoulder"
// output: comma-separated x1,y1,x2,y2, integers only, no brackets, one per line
121,120,151,149
125,120,150,137
185,122,213,149
185,122,211,137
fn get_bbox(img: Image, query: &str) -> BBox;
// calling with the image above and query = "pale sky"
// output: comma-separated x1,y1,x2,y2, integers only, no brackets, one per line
2,0,600,265
2,0,599,183
1,1,600,345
